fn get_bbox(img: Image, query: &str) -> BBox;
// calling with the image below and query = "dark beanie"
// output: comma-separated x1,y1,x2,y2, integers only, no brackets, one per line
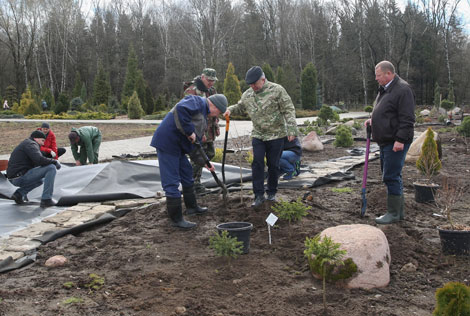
245,66,263,84
208,94,228,113
41,122,50,129
68,131,79,143
31,130,46,139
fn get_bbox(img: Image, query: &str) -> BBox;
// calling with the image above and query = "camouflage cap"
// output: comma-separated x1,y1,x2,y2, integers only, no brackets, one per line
202,68,217,81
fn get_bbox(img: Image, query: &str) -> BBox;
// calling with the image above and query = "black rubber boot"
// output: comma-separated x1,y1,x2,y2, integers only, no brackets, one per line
400,195,404,220
182,186,208,216
375,195,401,224
251,195,266,207
166,197,196,229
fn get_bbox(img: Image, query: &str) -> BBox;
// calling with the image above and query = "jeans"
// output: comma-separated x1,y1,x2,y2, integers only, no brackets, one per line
252,137,284,196
279,150,301,175
157,148,193,198
380,143,410,196
10,164,56,200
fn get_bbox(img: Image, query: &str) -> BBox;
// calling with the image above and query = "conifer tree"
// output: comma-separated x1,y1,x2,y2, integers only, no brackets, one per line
54,93,70,114
223,62,242,105
301,62,318,110
276,66,285,84
5,85,17,108
122,45,139,110
154,94,166,112
80,85,87,103
127,90,144,119
42,88,55,111
72,71,82,98
18,87,41,115
93,63,111,106
262,63,275,82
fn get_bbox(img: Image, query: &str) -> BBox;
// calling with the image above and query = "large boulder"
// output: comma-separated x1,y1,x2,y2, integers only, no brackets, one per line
420,109,430,116
312,224,390,289
302,131,324,152
405,130,442,163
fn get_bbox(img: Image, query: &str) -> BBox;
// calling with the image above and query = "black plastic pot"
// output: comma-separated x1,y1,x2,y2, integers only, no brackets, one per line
414,183,439,203
216,222,253,254
438,228,470,256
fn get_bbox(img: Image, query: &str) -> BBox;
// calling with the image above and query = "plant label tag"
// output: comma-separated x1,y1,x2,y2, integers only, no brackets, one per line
266,213,278,227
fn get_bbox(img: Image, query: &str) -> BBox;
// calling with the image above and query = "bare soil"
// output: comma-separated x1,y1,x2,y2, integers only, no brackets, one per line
0,124,469,316
0,122,157,155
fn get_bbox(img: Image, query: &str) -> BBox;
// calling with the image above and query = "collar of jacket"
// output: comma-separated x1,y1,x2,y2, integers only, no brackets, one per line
253,79,269,94
195,77,209,93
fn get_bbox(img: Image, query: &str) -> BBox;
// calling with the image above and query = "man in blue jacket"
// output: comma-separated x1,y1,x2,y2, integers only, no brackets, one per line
7,130,61,207
150,94,227,229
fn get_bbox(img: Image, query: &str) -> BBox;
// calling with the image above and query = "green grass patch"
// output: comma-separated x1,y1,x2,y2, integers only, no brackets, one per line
63,297,84,305
331,187,353,193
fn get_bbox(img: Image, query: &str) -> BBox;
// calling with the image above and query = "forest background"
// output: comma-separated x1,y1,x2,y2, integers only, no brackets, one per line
0,0,469,116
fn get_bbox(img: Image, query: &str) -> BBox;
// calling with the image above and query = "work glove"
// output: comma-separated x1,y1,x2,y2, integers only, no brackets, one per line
53,160,61,170
50,151,56,158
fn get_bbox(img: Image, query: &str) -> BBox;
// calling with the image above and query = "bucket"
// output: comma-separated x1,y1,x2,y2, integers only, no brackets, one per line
414,183,439,203
216,222,253,254
438,228,470,256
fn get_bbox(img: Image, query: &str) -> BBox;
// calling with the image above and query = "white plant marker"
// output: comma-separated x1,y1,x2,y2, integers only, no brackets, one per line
265,213,278,245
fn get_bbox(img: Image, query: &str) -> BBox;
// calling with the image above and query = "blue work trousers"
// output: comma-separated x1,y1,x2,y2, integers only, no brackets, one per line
157,148,193,198
252,137,284,196
10,164,56,200
379,143,410,196
279,150,301,175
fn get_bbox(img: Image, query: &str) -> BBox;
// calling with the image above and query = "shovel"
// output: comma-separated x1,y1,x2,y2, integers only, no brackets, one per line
193,139,228,205
221,114,230,184
361,123,372,217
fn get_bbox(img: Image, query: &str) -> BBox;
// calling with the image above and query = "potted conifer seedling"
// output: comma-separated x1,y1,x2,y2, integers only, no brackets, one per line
414,127,441,203
435,176,470,256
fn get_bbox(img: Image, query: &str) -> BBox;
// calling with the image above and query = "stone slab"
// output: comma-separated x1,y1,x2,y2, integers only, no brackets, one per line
0,251,24,261
10,222,58,238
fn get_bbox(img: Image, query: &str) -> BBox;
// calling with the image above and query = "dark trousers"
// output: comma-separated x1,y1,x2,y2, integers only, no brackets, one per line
156,148,193,198
380,143,410,196
252,137,284,196
42,147,66,158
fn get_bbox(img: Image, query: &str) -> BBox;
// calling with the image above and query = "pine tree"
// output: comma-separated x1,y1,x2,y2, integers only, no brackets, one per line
42,88,55,111
301,62,318,110
80,85,87,103
93,63,111,106
127,91,144,119
223,62,242,105
276,66,285,84
5,85,17,108
18,87,41,115
144,84,154,114
121,45,139,111
262,63,275,82
72,71,82,98
154,94,166,112
54,93,70,114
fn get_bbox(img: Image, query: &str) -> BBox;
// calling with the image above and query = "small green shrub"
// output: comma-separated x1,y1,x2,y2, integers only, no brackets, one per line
85,273,104,291
352,120,362,130
364,105,373,113
70,97,84,110
331,187,353,193
416,127,441,180
212,148,223,163
318,105,335,125
209,230,243,264
271,198,309,224
416,115,425,124
299,120,323,136
26,112,114,120
440,99,455,111
333,125,354,147
433,281,470,316
143,111,169,120
457,116,470,138
63,281,75,289
127,91,145,119
63,297,84,305
97,103,108,113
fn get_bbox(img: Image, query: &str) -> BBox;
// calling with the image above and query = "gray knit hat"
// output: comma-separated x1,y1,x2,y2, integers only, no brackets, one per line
208,94,228,113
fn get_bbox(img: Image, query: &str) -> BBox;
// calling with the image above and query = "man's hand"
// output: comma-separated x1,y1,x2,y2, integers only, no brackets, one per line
393,141,404,152
53,160,61,170
223,109,231,117
75,160,82,166
188,132,196,143
287,136,296,142
50,151,56,158
364,119,372,127
205,163,215,172
202,135,207,143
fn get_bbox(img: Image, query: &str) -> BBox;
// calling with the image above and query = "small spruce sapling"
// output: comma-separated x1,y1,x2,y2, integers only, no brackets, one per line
333,124,354,148
304,235,346,313
433,281,470,316
416,127,441,183
209,230,243,267
271,198,309,226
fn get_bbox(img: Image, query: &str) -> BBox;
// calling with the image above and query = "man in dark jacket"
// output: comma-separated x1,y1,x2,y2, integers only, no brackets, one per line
365,60,415,224
7,130,61,207
150,94,227,229
280,137,302,180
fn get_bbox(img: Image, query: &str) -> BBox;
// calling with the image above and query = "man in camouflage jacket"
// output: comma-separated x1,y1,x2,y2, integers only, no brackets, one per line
184,68,220,194
225,66,299,207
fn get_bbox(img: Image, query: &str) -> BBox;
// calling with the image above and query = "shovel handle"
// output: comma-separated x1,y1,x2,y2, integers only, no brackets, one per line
225,114,230,132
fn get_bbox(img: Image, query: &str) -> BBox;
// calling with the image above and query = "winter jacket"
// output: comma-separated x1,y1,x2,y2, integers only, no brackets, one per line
37,128,58,159
283,137,302,157
150,95,209,155
371,75,415,147
71,126,102,163
7,138,56,179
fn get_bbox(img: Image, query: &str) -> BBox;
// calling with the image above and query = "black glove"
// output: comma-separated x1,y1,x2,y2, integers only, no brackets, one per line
53,160,61,170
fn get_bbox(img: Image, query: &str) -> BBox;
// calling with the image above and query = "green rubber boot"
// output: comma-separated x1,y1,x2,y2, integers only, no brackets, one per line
375,195,401,224
400,195,404,220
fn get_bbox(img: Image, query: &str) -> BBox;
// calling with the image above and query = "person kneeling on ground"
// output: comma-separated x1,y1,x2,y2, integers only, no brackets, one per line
280,137,302,180
68,126,102,165
38,122,66,159
7,130,61,207
150,94,227,229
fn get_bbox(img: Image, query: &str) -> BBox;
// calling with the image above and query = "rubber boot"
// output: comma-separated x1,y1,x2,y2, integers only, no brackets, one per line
399,195,404,220
375,195,401,224
166,197,196,229
182,186,208,216
251,195,266,208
